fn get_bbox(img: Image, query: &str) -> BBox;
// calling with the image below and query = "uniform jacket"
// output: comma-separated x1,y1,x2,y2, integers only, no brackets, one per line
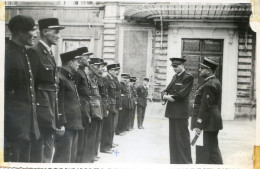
113,76,122,108
103,74,117,113
120,81,132,109
164,71,194,119
136,84,148,107
5,40,40,141
73,66,91,125
58,68,83,130
191,75,223,131
95,74,108,118
129,83,137,108
88,70,102,119
27,42,59,130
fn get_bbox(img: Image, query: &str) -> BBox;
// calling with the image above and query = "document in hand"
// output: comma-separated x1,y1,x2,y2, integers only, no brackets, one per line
190,130,203,146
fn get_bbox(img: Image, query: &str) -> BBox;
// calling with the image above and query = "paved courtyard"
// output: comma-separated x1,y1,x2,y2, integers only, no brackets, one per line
96,102,255,168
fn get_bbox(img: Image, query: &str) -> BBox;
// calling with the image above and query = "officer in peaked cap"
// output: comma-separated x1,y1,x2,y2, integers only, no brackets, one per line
129,77,138,130
5,15,39,162
136,77,149,129
162,57,194,164
118,73,132,133
191,57,223,164
73,47,93,163
28,17,66,163
82,57,103,162
53,49,83,163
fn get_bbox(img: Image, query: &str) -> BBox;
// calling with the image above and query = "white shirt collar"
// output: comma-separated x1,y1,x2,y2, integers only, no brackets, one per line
39,40,51,53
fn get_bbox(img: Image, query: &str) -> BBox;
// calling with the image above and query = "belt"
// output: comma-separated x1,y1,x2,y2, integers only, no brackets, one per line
37,84,58,92
193,104,218,108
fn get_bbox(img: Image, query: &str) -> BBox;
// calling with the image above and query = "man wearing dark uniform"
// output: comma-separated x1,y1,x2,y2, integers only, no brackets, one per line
136,78,149,129
73,47,93,163
27,18,65,163
129,77,137,129
114,64,122,136
118,73,131,133
5,15,40,162
191,57,223,164
101,63,120,153
83,58,103,162
93,58,108,160
162,58,193,164
53,49,84,163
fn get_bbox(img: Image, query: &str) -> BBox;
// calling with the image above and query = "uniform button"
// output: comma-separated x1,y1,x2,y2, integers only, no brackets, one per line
37,103,40,106
28,62,30,65
30,78,32,81
31,94,34,97
30,86,32,89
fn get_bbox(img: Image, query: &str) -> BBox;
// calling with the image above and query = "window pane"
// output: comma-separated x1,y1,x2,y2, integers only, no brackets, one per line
183,40,200,52
204,40,222,53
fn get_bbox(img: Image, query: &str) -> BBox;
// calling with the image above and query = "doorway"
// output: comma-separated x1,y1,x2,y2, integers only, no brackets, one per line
181,39,223,112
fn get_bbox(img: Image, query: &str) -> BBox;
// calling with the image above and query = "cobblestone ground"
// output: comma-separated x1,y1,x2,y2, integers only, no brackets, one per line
96,102,255,168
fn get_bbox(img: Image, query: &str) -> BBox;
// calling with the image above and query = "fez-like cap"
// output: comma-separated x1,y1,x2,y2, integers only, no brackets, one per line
76,47,93,56
107,63,120,70
144,77,150,82
60,49,82,65
200,57,218,71
170,58,186,66
38,18,65,30
100,59,107,66
130,77,137,82
89,58,102,65
121,73,130,79
8,15,36,32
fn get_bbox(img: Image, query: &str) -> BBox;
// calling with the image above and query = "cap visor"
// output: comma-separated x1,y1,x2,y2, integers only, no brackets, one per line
82,52,93,56
48,26,65,30
200,63,210,69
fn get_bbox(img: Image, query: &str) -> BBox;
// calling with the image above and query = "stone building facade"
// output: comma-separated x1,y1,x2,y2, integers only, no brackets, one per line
5,1,256,120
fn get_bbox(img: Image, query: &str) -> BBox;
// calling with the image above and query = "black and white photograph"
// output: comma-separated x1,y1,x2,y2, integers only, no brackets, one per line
2,0,260,168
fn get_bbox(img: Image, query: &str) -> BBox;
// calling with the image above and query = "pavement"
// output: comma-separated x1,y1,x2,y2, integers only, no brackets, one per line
96,102,256,167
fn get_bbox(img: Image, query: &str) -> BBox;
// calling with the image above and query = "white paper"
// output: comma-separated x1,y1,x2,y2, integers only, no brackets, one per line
191,130,203,146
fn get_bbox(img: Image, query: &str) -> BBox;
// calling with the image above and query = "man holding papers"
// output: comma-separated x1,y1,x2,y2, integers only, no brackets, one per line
191,57,223,164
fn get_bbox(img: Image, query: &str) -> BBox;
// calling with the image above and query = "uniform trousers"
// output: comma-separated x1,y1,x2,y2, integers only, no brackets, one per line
114,109,120,135
30,128,55,163
78,123,91,163
169,118,192,164
76,126,89,163
119,108,130,132
129,105,136,129
101,112,115,152
196,131,223,164
53,129,78,163
94,120,103,157
82,119,99,162
109,112,116,147
4,138,31,162
137,105,146,128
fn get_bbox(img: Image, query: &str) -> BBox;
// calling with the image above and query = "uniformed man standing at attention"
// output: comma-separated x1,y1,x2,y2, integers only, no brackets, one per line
73,47,93,163
53,49,84,163
114,64,122,136
136,78,149,129
101,63,118,153
27,18,65,163
129,77,137,130
5,15,40,162
118,73,131,134
191,57,223,164
162,58,193,164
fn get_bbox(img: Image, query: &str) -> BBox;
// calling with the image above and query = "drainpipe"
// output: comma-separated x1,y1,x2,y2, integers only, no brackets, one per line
160,15,163,50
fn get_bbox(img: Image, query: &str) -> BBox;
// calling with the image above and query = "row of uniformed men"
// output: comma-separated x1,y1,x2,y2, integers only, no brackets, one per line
4,15,149,163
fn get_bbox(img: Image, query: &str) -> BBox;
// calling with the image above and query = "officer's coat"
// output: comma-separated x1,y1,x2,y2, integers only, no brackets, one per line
164,71,194,119
136,84,148,108
27,42,59,129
